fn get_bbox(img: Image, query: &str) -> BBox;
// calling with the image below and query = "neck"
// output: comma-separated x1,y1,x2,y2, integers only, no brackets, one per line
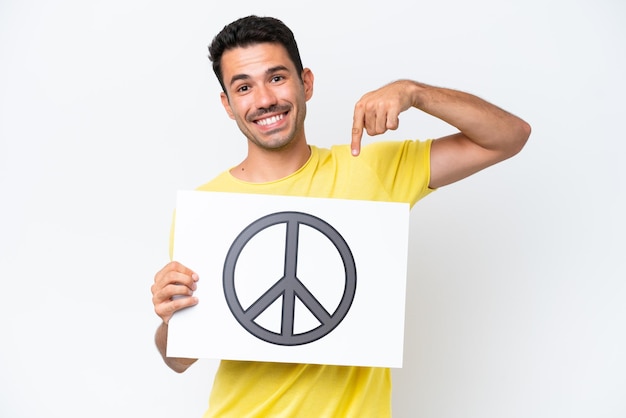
230,140,311,183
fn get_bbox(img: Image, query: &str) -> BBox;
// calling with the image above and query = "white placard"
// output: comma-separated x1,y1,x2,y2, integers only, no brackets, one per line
167,191,410,368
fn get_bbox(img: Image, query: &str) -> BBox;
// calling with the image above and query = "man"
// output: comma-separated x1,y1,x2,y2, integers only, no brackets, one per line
151,15,530,417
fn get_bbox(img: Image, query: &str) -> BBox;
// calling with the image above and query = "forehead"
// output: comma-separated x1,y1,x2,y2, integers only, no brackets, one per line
221,43,296,82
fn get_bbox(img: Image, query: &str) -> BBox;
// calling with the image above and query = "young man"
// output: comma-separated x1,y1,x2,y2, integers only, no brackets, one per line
151,15,530,417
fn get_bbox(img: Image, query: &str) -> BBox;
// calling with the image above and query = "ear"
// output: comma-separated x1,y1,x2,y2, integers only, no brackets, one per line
302,68,314,101
220,92,235,120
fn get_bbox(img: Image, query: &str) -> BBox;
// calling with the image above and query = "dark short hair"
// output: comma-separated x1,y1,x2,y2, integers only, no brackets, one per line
208,15,304,93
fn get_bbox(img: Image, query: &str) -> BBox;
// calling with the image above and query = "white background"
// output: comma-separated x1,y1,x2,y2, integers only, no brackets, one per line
1,1,624,417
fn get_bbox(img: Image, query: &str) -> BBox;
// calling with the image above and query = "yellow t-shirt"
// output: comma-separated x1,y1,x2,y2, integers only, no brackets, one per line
178,140,433,417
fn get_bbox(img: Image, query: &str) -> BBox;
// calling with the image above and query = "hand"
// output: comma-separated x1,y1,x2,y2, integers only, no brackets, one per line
151,261,199,325
351,80,417,156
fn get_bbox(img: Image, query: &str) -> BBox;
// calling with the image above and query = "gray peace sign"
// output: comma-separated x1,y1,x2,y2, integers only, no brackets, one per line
223,211,357,346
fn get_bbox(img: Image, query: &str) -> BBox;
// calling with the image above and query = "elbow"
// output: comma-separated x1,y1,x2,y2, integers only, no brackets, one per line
507,119,532,157
167,357,197,374
519,119,532,149
168,362,190,374
172,366,189,374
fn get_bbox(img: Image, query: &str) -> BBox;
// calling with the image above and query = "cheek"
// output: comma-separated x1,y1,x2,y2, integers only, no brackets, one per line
230,98,253,119
224,102,243,120
222,92,250,120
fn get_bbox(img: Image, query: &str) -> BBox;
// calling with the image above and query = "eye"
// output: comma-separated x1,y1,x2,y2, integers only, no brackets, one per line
236,84,250,93
270,75,285,83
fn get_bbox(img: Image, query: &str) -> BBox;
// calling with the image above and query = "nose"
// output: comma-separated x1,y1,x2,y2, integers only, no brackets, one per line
254,84,278,109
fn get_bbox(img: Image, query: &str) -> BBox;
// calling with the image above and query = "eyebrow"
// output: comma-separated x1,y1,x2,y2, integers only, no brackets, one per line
228,65,290,87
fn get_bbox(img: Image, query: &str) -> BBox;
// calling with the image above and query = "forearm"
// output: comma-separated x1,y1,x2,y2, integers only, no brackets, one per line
408,80,530,155
155,322,197,373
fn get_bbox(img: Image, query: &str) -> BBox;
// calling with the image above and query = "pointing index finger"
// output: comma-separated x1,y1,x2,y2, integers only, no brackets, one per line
351,105,365,156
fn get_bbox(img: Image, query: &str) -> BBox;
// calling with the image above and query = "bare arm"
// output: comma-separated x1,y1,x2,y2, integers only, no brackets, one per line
351,80,531,188
151,261,199,373
155,321,197,373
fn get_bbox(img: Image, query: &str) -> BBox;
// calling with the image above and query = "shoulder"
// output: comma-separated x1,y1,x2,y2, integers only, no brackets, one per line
194,170,234,191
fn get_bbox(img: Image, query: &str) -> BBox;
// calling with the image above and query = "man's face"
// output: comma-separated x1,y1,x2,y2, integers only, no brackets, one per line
219,43,314,151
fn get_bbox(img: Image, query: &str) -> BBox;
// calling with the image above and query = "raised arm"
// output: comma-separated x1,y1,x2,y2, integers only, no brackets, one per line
351,80,531,188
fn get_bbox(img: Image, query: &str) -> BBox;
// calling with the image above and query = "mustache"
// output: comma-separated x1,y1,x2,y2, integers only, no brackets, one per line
247,105,291,122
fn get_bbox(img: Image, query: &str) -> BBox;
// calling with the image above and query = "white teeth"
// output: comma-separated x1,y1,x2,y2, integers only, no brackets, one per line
257,114,284,126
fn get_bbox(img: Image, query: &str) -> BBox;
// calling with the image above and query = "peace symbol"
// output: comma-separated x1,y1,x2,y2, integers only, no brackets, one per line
223,211,357,346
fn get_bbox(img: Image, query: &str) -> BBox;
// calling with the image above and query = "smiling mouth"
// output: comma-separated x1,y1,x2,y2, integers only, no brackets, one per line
255,112,286,126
